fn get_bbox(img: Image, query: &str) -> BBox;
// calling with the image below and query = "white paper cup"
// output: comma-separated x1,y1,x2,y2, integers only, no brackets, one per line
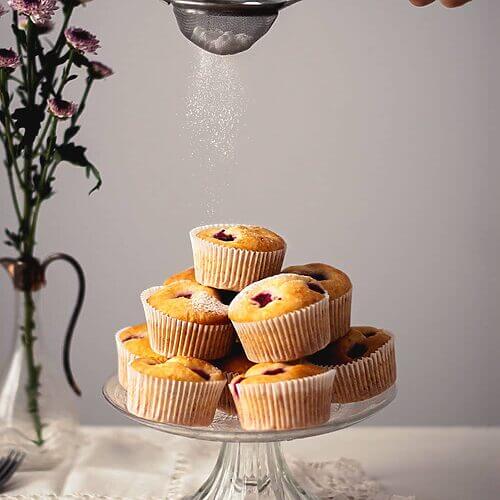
232,294,331,362
141,286,234,360
190,224,286,291
127,367,226,426
217,370,239,415
329,288,352,342
229,369,336,431
328,333,396,403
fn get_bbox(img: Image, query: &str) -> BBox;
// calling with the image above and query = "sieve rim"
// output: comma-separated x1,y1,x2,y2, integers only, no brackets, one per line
168,0,288,15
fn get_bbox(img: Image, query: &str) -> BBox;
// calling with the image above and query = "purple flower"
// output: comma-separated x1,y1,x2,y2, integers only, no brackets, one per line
88,61,113,80
0,3,8,18
65,27,100,54
8,0,58,24
48,97,77,119
0,48,21,69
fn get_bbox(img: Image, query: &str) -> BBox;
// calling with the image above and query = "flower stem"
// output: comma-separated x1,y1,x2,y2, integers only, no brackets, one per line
21,289,44,446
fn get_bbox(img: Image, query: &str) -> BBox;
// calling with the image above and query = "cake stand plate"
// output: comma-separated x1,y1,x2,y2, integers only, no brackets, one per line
103,376,396,499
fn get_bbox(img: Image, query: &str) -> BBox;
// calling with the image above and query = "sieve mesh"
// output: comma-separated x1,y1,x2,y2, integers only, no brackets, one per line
173,7,278,55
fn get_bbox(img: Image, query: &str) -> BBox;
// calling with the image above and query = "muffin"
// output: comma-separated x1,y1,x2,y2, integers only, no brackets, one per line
319,326,396,403
190,224,286,291
282,263,352,342
141,280,234,359
115,323,165,389
215,347,255,415
229,362,335,431
163,267,196,286
229,274,331,362
127,356,226,426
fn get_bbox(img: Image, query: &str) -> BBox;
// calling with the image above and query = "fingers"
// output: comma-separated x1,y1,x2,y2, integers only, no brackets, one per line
409,0,436,6
409,0,472,7
440,0,472,7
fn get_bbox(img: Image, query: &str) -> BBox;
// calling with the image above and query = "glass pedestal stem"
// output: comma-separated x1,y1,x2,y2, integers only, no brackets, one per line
189,441,316,500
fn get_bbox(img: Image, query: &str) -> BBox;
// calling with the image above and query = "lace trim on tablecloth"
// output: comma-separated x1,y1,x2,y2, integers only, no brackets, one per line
0,456,415,500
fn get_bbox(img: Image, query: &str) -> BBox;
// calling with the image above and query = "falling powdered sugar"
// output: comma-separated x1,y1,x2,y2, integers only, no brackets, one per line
185,50,246,220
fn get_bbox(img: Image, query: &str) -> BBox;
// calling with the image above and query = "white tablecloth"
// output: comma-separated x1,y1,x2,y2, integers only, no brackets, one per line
1,426,498,500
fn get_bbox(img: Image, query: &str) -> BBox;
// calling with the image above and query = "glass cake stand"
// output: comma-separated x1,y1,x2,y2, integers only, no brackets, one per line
103,376,397,499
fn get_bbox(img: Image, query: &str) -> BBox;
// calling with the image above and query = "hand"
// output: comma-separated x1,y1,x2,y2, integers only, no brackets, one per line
409,0,472,7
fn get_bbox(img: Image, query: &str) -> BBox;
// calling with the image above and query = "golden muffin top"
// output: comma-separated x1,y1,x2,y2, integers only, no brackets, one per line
216,349,255,374
230,362,326,385
130,356,225,382
282,263,352,299
118,324,164,360
147,280,229,325
228,274,328,323
163,267,197,286
326,326,391,365
194,225,285,252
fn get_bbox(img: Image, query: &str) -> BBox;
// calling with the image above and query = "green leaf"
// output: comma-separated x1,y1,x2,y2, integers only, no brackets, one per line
12,106,45,147
55,143,102,194
64,125,80,143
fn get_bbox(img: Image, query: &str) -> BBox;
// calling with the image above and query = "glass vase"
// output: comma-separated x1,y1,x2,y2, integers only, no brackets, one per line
0,255,85,470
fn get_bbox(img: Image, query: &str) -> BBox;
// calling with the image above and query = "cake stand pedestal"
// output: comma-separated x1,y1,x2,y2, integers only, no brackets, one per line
103,376,397,500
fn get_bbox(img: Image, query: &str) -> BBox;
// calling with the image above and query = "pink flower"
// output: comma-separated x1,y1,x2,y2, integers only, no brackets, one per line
65,27,100,54
88,61,113,80
8,0,58,25
18,13,53,32
0,48,20,69
48,97,77,119
0,3,8,18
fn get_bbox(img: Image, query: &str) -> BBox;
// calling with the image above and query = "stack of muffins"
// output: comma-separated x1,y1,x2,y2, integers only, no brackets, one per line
116,224,397,431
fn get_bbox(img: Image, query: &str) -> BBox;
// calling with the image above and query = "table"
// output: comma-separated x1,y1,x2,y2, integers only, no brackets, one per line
1,427,498,499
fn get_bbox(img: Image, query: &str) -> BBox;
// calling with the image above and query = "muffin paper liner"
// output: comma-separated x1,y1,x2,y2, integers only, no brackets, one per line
232,295,331,362
329,289,352,342
116,328,138,389
327,333,396,403
217,371,239,415
127,368,226,426
141,286,234,360
229,369,336,431
190,224,286,291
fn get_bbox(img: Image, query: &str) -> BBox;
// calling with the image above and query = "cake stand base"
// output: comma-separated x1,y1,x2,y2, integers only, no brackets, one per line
189,442,313,500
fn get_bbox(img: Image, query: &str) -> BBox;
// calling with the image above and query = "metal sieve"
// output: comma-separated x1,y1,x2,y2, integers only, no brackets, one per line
163,0,303,55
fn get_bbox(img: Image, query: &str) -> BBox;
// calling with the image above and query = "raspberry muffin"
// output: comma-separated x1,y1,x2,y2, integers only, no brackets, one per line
190,224,286,291
282,263,352,341
115,323,165,389
215,346,255,415
229,362,335,430
318,326,396,403
229,274,330,362
163,267,196,286
127,356,226,426
141,280,234,359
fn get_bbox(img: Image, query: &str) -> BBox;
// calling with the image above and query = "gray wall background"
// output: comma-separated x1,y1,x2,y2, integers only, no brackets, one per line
1,0,499,426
